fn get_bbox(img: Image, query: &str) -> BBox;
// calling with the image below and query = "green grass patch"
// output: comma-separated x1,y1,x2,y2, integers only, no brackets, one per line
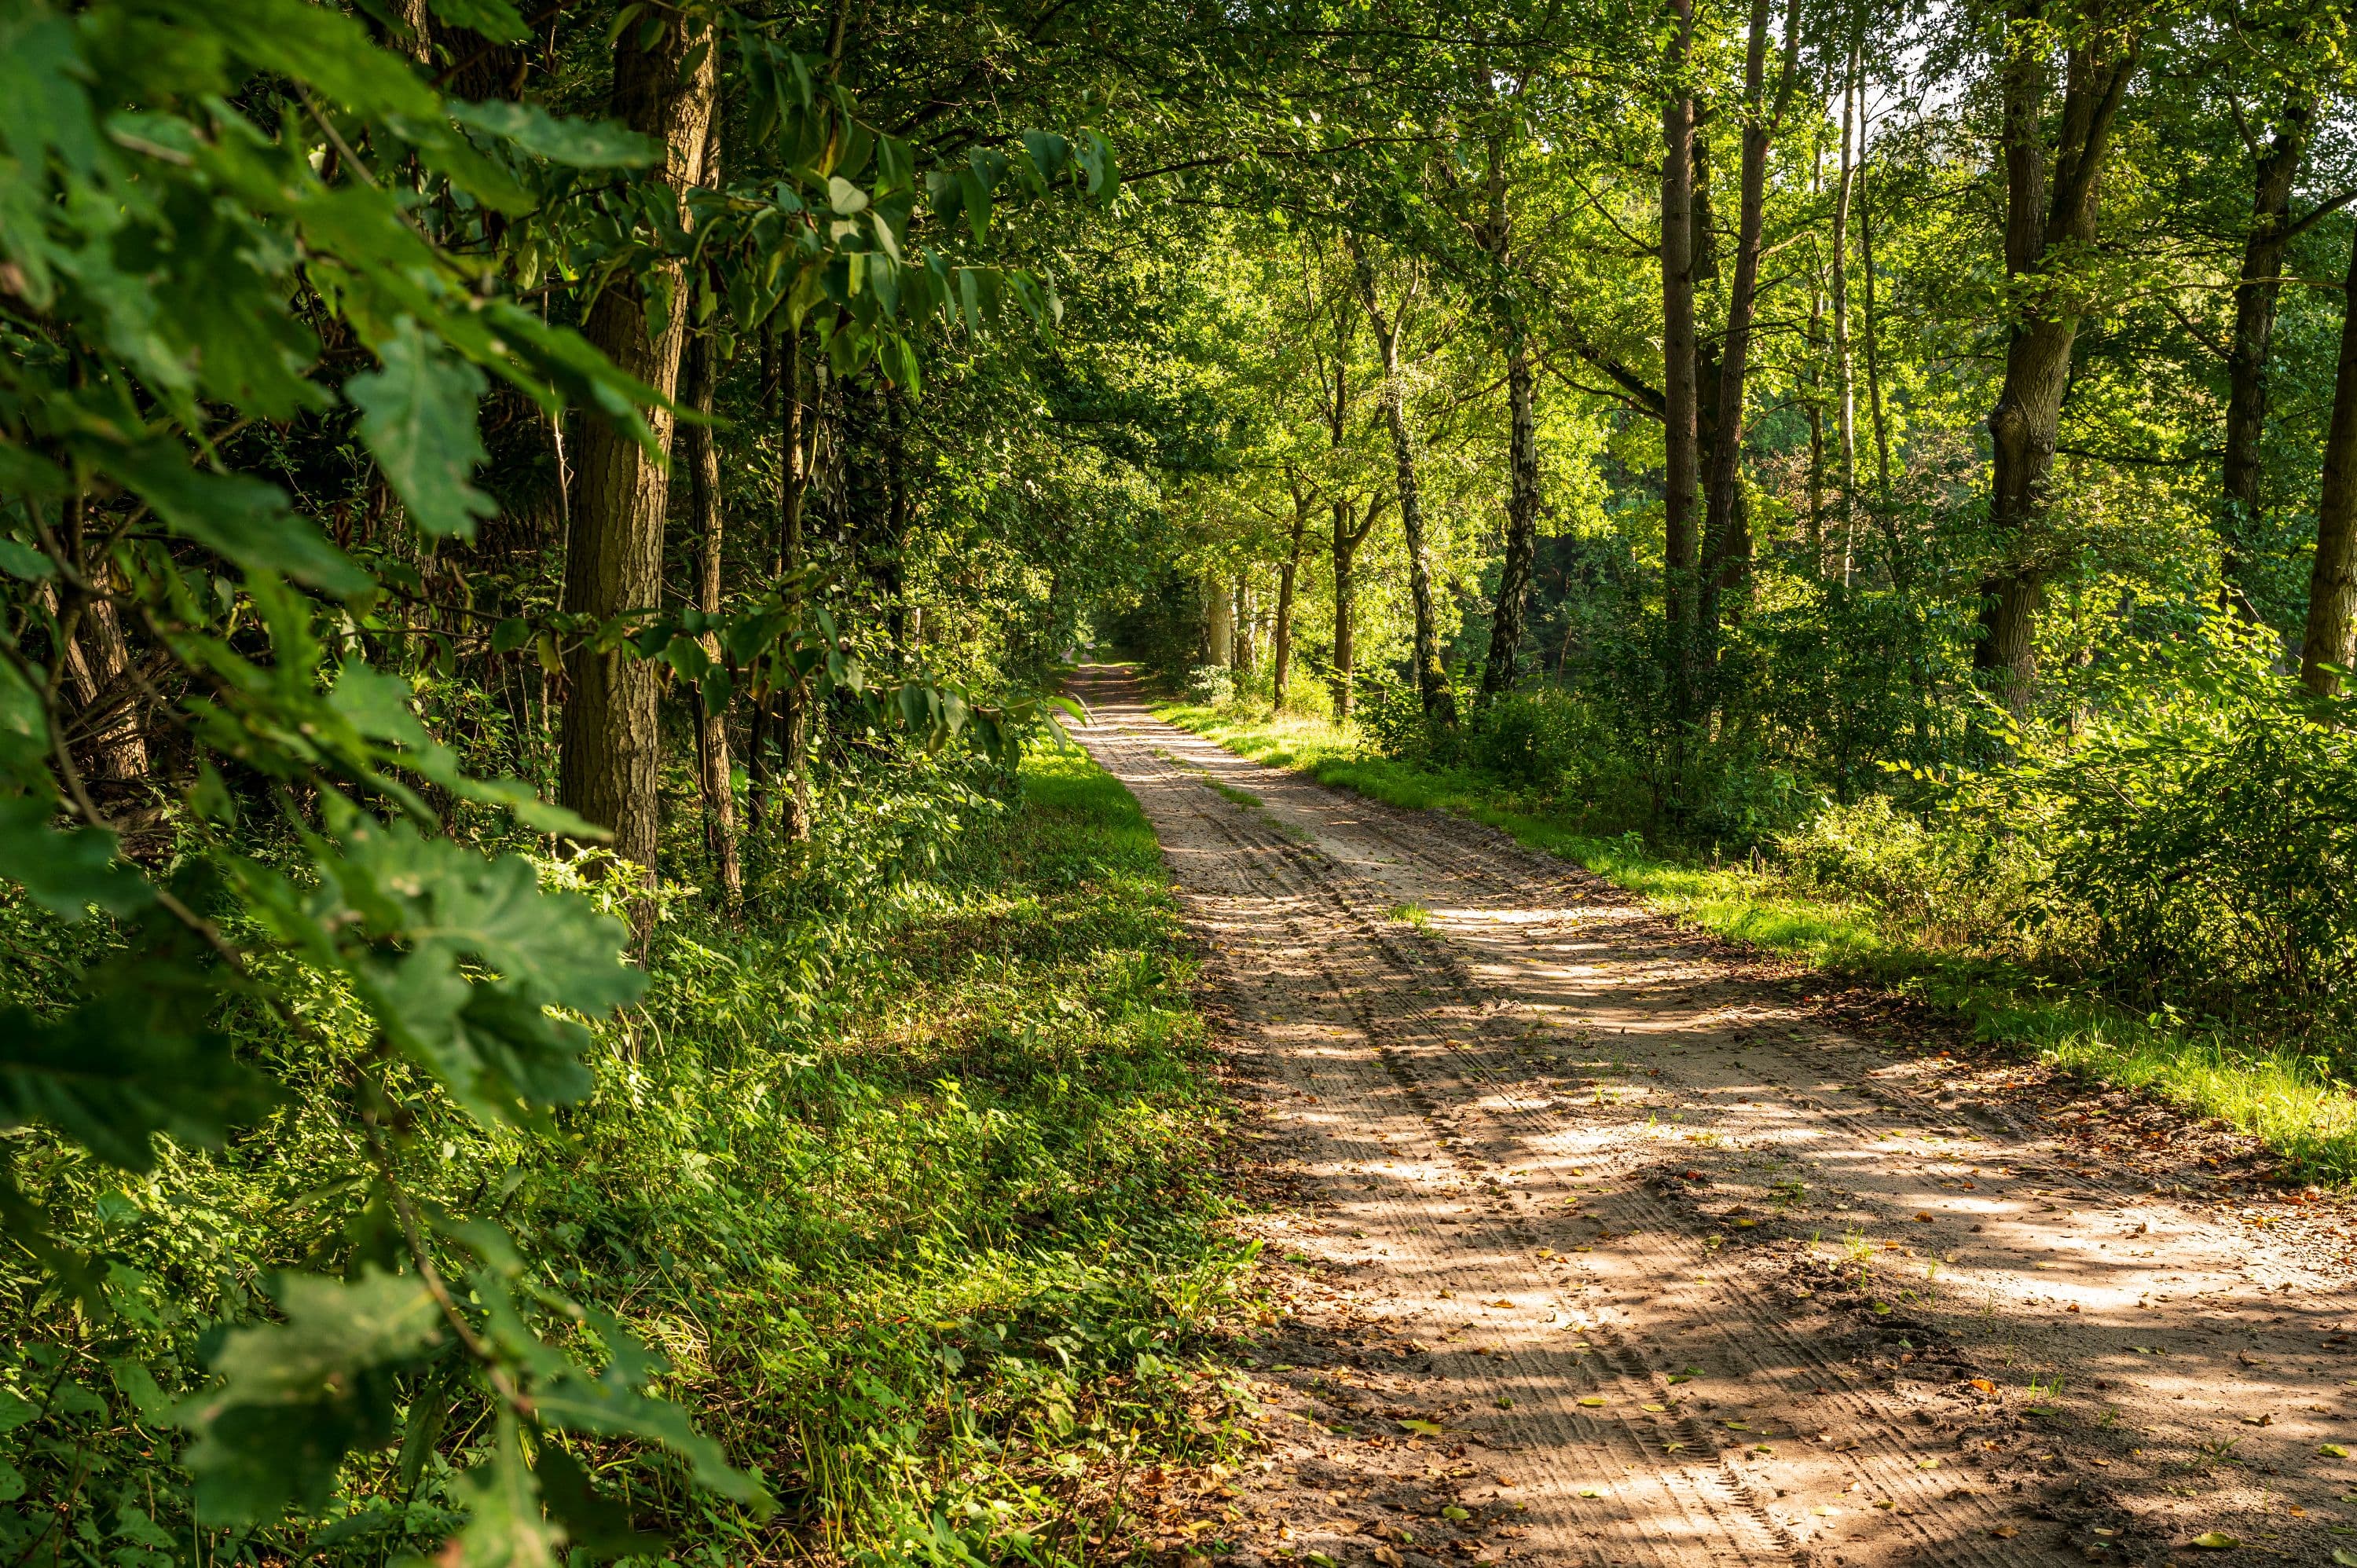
1154,700,2357,1182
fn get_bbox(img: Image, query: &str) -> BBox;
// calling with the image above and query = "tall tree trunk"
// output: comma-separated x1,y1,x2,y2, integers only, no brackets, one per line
1351,238,1457,727
559,14,717,871
1330,497,1383,722
1483,337,1542,698
1231,575,1253,676
1477,123,1541,702
2302,224,2357,695
1830,24,1862,586
2222,96,2314,608
1659,0,1703,721
681,272,739,910
1274,487,1308,709
1975,9,2141,712
1206,575,1234,674
776,329,816,841
1699,0,1802,634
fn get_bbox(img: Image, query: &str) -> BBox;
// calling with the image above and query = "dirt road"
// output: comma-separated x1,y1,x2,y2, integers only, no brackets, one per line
1070,668,2357,1568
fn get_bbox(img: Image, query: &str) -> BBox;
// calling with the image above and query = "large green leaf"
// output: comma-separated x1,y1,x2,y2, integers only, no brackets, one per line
114,449,368,595
445,1414,563,1568
180,1269,444,1523
0,792,152,920
348,319,495,539
449,101,661,168
0,961,275,1171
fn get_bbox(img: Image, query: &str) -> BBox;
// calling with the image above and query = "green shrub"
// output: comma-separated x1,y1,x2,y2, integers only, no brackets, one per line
1775,794,2043,953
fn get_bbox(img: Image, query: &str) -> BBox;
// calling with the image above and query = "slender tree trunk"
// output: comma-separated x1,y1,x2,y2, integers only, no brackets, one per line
1350,237,1455,726
1830,27,1861,586
1475,122,1541,702
776,329,815,841
2302,225,2357,694
1975,11,2141,712
1660,0,1702,720
1330,499,1381,721
2223,97,2314,608
1483,337,1542,698
1231,575,1254,676
559,13,716,872
1700,0,1801,635
1207,575,1234,674
681,282,739,909
1274,491,1308,709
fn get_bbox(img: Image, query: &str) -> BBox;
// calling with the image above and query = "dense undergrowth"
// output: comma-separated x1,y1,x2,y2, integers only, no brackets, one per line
0,750,1257,1566
1151,683,2357,1183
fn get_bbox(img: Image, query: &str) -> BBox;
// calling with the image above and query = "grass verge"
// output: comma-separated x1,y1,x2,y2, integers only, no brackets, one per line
1,748,1262,1566
1153,699,2357,1182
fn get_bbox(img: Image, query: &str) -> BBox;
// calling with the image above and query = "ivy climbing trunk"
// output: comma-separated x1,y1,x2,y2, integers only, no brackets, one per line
559,14,717,871
1974,7,2139,713
2303,225,2357,696
1351,236,1455,727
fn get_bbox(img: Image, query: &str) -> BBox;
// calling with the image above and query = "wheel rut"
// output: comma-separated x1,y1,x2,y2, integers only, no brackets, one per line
1069,668,2357,1568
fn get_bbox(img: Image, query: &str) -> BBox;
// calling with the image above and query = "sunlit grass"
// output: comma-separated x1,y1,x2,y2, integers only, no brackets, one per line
1153,698,2357,1182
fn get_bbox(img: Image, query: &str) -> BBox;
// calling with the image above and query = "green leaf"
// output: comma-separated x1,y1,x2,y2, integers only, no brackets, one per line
448,1413,563,1568
115,451,368,595
0,792,152,920
425,0,530,42
0,537,55,580
492,617,532,655
1396,1418,1442,1436
1076,129,1119,198
180,1269,444,1524
534,1445,669,1562
0,961,277,1171
348,319,495,540
449,100,659,167
2189,1533,2238,1550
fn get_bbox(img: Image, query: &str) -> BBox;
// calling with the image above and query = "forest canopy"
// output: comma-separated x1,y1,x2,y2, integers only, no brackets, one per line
4,0,2357,1561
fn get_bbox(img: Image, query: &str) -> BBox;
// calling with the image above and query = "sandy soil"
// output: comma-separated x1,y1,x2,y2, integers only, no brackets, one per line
1069,667,2357,1568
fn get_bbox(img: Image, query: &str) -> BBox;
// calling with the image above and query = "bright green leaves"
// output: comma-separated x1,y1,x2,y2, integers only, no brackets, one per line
348,320,496,540
447,1415,566,1568
302,817,643,1123
179,1270,442,1524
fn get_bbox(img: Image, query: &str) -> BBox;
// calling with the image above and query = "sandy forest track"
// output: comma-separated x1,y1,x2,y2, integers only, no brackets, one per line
1069,668,2357,1568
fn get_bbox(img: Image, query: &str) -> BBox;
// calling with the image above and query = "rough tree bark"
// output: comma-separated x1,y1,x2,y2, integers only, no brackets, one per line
2302,225,2357,695
1975,4,2140,712
2220,96,2313,606
558,13,716,870
1351,236,1457,727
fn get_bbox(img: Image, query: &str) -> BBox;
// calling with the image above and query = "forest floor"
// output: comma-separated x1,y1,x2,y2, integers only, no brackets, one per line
1067,666,2357,1568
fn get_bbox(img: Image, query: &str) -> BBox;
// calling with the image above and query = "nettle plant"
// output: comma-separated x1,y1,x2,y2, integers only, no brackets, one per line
0,0,1108,1556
